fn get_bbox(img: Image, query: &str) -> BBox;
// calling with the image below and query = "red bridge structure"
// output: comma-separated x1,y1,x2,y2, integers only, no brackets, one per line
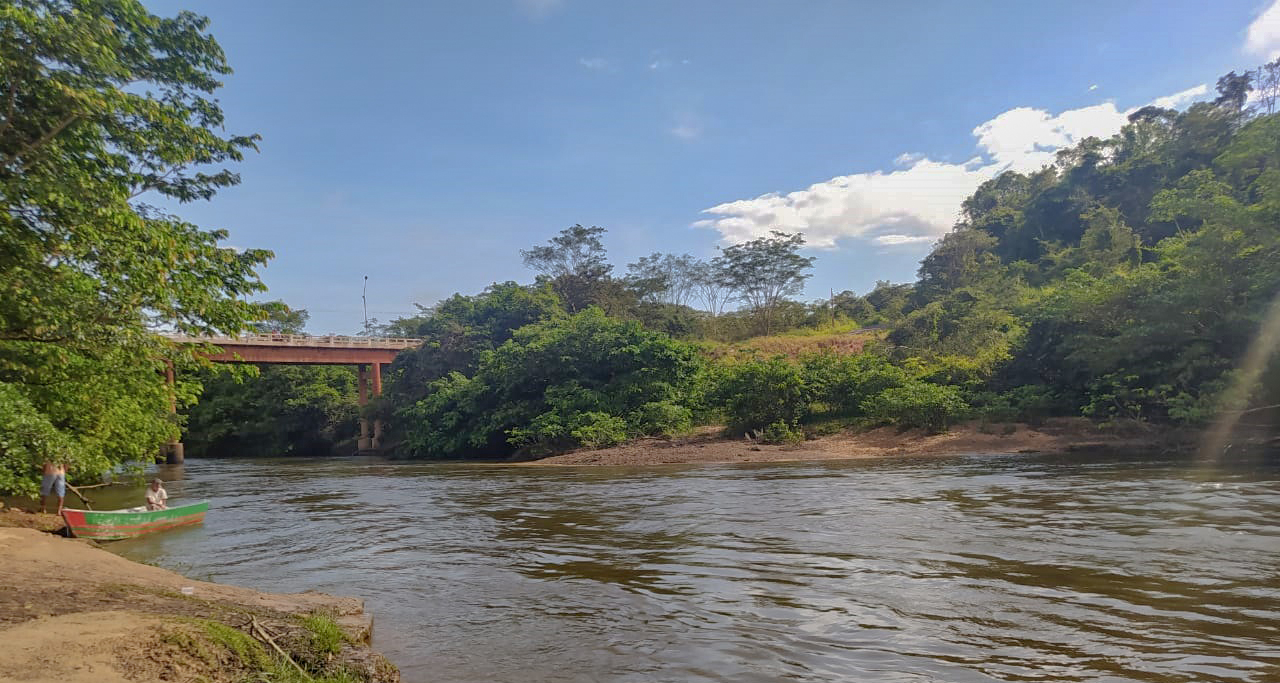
166,334,423,461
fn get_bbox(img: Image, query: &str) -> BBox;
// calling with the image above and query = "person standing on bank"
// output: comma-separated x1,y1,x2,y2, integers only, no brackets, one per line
145,479,168,511
39,461,68,515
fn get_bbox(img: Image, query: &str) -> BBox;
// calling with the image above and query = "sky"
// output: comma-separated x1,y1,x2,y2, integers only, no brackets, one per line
146,0,1280,334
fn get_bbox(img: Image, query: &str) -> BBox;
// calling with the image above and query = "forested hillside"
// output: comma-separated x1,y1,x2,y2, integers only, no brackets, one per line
187,63,1280,459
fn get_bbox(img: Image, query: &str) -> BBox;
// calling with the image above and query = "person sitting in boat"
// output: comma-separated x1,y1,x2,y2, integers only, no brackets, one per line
145,479,168,511
39,461,68,515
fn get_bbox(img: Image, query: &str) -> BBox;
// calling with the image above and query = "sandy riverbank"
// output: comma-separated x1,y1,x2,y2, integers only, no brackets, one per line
0,519,398,683
525,418,1193,466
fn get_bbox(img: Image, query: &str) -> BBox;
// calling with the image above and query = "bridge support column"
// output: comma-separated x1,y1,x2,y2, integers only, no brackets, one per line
372,362,384,449
357,363,372,451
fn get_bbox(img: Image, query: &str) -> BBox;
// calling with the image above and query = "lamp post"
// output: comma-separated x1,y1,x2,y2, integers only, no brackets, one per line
362,275,368,334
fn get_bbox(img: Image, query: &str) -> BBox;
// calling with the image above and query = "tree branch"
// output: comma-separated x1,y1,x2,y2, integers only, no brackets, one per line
4,113,80,167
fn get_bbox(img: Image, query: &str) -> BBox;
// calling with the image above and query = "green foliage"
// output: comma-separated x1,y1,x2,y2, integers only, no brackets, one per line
184,364,359,458
760,419,805,445
970,385,1058,424
567,412,630,449
400,309,703,457
888,76,1280,427
714,356,811,433
800,352,909,416
386,281,562,410
716,231,816,335
629,400,693,437
0,0,269,491
0,383,74,496
521,225,616,313
862,383,969,432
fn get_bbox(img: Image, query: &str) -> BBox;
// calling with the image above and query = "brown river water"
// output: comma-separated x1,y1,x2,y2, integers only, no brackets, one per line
103,452,1278,683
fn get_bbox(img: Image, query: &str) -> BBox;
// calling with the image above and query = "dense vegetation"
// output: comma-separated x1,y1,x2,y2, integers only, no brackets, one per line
0,0,270,492
184,303,360,458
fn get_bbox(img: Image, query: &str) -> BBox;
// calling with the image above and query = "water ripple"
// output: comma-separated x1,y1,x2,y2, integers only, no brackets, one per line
109,452,1280,683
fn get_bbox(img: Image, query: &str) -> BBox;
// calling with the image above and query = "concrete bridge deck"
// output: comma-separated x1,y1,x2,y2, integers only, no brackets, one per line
166,334,422,364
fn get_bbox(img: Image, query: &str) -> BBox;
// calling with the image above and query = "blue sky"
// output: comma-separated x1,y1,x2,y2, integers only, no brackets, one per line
149,0,1280,334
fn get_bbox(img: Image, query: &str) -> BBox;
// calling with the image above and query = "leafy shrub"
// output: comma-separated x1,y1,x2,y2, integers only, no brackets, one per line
630,401,693,437
400,309,703,457
972,385,1058,424
800,352,909,416
569,412,629,449
761,420,805,445
862,382,969,432
0,384,75,496
714,356,811,433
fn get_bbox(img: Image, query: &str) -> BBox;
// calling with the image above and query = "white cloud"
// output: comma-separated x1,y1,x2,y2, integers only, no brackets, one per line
578,57,609,71
696,86,1207,249
875,234,937,246
1089,84,1099,91
516,0,565,18
671,123,702,140
972,103,1129,171
1151,84,1209,109
1246,0,1280,60
670,113,704,141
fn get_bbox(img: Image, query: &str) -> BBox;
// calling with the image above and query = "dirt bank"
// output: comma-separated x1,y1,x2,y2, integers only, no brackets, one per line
527,419,1192,466
0,524,398,683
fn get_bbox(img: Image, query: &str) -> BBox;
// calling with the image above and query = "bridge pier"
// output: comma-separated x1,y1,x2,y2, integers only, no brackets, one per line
357,364,372,451
357,362,385,452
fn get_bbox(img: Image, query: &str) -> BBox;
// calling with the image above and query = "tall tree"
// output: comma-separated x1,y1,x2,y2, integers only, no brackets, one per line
0,1,270,493
250,301,309,335
716,231,816,334
521,225,615,312
1252,58,1280,116
625,252,698,307
691,257,734,316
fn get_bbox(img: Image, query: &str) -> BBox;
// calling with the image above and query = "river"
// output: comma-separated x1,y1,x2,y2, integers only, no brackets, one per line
104,452,1278,683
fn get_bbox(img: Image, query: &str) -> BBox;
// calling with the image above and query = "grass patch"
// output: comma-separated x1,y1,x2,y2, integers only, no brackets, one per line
301,611,348,656
198,616,360,683
706,329,881,361
200,619,273,671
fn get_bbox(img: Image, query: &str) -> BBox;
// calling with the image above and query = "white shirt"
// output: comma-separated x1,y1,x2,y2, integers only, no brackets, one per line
146,486,168,509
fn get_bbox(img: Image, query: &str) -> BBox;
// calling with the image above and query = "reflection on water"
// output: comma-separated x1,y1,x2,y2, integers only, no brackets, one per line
111,453,1280,683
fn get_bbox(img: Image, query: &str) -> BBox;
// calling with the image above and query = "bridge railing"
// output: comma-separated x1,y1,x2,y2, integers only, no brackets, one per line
166,333,423,350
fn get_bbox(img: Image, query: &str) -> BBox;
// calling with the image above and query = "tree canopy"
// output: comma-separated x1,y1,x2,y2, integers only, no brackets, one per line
0,0,269,492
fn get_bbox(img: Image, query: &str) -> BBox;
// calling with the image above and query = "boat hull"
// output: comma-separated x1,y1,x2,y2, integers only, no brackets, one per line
61,501,209,541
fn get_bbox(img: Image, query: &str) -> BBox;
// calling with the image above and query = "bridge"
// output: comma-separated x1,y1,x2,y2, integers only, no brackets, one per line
165,334,424,461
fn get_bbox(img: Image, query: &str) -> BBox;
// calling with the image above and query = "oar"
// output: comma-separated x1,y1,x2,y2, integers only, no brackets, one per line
65,482,93,510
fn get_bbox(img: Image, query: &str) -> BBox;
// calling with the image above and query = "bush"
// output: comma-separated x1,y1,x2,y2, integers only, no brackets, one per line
972,385,1057,424
714,356,811,433
761,420,805,445
569,412,629,449
399,309,703,457
862,382,969,432
800,352,909,416
630,401,693,437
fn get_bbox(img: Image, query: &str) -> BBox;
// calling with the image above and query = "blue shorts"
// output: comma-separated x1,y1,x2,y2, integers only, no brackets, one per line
41,474,65,497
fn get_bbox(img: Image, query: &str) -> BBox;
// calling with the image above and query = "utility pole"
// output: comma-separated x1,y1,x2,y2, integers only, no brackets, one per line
362,275,369,334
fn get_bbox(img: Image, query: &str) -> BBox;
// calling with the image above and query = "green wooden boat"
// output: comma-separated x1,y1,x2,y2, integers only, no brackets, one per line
61,501,209,541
